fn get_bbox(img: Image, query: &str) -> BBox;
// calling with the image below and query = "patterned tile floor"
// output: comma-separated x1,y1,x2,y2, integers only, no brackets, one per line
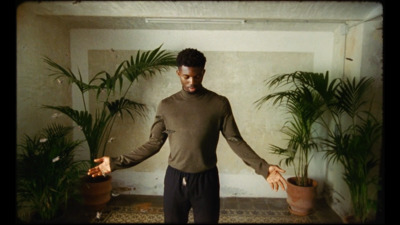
61,195,343,223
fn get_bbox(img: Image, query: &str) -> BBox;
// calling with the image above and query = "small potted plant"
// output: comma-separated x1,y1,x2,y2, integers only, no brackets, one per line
256,71,382,220
16,123,89,222
255,71,339,216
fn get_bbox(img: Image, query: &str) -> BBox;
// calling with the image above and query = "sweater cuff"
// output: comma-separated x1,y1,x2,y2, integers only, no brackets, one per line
109,156,122,171
258,159,270,178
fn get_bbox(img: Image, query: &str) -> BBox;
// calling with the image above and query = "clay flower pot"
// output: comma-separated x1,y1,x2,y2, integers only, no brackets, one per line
81,175,112,211
286,177,318,216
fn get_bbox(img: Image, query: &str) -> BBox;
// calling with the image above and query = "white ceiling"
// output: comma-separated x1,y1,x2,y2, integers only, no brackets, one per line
19,1,383,31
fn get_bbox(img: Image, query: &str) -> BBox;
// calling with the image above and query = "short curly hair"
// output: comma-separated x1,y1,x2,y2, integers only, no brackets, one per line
176,48,206,68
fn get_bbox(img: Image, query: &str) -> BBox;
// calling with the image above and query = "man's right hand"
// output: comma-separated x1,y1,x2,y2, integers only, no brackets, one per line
87,156,111,177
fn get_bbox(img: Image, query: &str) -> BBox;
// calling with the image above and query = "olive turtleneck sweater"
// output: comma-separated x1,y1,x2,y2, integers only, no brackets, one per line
110,86,270,178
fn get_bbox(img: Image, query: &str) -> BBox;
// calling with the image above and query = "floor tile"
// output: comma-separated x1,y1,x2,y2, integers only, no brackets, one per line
58,195,343,223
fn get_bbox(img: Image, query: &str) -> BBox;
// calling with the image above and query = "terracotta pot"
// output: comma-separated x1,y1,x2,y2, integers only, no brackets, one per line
286,177,318,216
81,175,112,211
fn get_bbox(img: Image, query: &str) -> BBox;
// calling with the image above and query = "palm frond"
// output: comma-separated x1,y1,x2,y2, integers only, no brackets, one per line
123,45,176,83
91,63,125,99
105,97,148,120
43,56,98,94
335,77,374,118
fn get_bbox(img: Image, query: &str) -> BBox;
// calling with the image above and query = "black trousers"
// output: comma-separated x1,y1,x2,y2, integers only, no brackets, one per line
163,165,220,224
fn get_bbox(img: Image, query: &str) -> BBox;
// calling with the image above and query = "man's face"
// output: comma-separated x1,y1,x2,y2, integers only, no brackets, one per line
176,65,205,93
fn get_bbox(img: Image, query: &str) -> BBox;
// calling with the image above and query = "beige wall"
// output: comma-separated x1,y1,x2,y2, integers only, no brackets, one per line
16,5,72,141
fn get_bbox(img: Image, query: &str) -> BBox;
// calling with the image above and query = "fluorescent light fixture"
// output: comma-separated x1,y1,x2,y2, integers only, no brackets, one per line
145,18,246,24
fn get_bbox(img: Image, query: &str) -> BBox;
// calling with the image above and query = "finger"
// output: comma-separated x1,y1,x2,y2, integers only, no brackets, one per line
270,167,285,175
279,180,286,191
275,167,286,173
88,167,98,172
94,158,103,163
278,178,286,191
273,182,278,191
87,169,96,175
269,181,274,190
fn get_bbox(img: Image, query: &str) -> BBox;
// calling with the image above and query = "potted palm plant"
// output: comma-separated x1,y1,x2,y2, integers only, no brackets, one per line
255,71,340,216
42,45,176,210
320,76,382,223
16,123,89,222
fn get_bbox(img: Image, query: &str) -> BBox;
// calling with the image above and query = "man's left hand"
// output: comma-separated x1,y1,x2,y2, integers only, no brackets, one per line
265,165,287,192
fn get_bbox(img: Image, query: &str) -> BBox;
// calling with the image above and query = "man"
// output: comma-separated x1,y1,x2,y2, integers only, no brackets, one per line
88,48,287,224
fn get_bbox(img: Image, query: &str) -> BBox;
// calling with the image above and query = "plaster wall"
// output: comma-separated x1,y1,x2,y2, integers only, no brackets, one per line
16,7,72,142
360,18,383,120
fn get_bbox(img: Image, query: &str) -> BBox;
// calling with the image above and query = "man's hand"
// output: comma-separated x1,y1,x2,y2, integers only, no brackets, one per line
265,165,287,192
87,156,111,177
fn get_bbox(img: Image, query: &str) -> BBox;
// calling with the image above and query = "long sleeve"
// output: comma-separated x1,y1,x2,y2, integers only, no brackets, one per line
220,97,270,178
109,87,270,176
110,106,168,171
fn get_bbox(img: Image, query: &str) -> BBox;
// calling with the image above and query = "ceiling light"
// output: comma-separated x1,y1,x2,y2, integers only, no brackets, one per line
145,18,246,25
